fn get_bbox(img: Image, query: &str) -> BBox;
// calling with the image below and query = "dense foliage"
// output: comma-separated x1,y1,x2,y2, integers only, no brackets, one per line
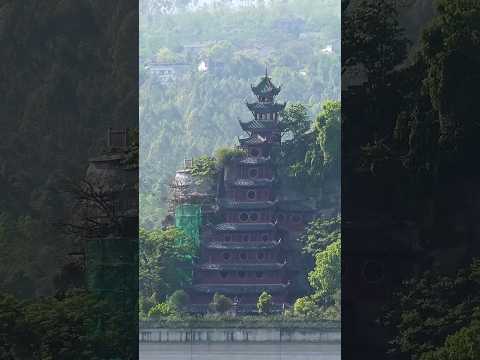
343,0,480,357
140,0,340,227
384,259,480,360
276,101,340,192
209,293,233,314
0,290,135,360
0,0,137,297
139,227,195,316
257,291,273,315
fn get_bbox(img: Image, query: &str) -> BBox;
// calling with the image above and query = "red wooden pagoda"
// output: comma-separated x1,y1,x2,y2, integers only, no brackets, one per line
190,70,314,312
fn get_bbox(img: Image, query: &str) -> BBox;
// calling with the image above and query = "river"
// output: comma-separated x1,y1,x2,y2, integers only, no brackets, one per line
140,342,340,360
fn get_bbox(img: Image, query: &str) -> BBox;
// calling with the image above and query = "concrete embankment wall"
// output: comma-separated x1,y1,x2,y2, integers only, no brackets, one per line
139,327,341,343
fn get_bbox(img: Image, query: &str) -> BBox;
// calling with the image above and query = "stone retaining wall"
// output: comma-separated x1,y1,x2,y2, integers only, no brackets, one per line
139,327,341,343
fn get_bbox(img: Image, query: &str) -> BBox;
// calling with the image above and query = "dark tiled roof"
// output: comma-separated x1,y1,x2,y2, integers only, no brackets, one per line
203,240,281,250
239,119,276,131
214,222,276,232
218,200,277,210
196,262,287,271
246,102,286,114
238,134,267,145
192,283,289,295
239,156,271,165
251,75,281,97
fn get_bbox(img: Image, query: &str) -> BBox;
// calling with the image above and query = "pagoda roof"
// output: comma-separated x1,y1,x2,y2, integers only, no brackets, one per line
251,73,282,97
230,178,274,188
219,199,277,210
238,134,267,146
203,239,281,250
277,200,316,212
239,156,271,165
246,102,286,114
196,262,286,271
239,119,276,132
191,283,290,295
214,222,276,232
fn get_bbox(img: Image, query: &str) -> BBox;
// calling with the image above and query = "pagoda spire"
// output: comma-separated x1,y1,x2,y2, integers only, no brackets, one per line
265,64,268,78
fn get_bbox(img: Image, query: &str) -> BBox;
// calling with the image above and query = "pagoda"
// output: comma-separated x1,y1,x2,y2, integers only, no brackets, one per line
189,70,314,312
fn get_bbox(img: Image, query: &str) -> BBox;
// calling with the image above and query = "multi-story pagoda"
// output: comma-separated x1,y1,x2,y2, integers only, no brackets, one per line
189,71,314,312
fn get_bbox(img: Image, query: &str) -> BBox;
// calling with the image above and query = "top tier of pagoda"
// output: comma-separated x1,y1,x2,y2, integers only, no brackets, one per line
250,67,282,102
241,68,286,143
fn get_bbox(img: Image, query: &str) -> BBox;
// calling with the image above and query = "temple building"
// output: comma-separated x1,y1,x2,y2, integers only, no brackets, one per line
186,71,315,312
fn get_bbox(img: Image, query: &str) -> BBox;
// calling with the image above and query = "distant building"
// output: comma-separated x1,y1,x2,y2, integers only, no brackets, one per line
144,62,191,83
321,45,334,54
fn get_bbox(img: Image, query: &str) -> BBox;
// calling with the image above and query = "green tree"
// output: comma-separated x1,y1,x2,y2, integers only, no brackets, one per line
257,291,273,315
139,227,195,307
209,293,233,314
301,215,340,255
314,100,340,176
308,238,341,305
385,259,480,359
190,156,217,177
167,289,190,313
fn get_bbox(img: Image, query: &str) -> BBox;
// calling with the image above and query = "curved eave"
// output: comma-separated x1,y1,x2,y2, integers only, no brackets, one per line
239,119,277,132
229,178,274,188
196,262,287,271
214,222,277,232
238,135,267,146
218,200,278,210
202,240,282,250
239,156,271,165
246,102,287,114
192,283,290,295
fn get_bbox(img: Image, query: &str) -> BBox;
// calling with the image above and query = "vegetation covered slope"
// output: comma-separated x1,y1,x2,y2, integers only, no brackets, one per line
139,0,340,227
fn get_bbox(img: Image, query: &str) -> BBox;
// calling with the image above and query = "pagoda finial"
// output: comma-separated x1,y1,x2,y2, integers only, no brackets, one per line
265,64,268,78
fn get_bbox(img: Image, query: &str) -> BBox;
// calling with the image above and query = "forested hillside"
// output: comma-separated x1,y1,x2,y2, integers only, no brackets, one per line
0,1,137,297
139,0,340,227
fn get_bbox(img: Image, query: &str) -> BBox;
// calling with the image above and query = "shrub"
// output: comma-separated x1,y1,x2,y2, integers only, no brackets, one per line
191,156,217,177
148,302,174,318
257,291,273,315
167,289,190,312
293,296,319,316
215,147,246,166
209,293,233,314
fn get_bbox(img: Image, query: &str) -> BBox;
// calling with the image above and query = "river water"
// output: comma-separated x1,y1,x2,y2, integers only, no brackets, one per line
140,342,340,360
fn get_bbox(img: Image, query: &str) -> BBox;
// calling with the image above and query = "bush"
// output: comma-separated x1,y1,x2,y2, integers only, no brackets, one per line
209,293,233,314
257,291,273,315
167,289,190,312
293,296,319,316
215,147,246,166
148,302,174,318
191,156,217,177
